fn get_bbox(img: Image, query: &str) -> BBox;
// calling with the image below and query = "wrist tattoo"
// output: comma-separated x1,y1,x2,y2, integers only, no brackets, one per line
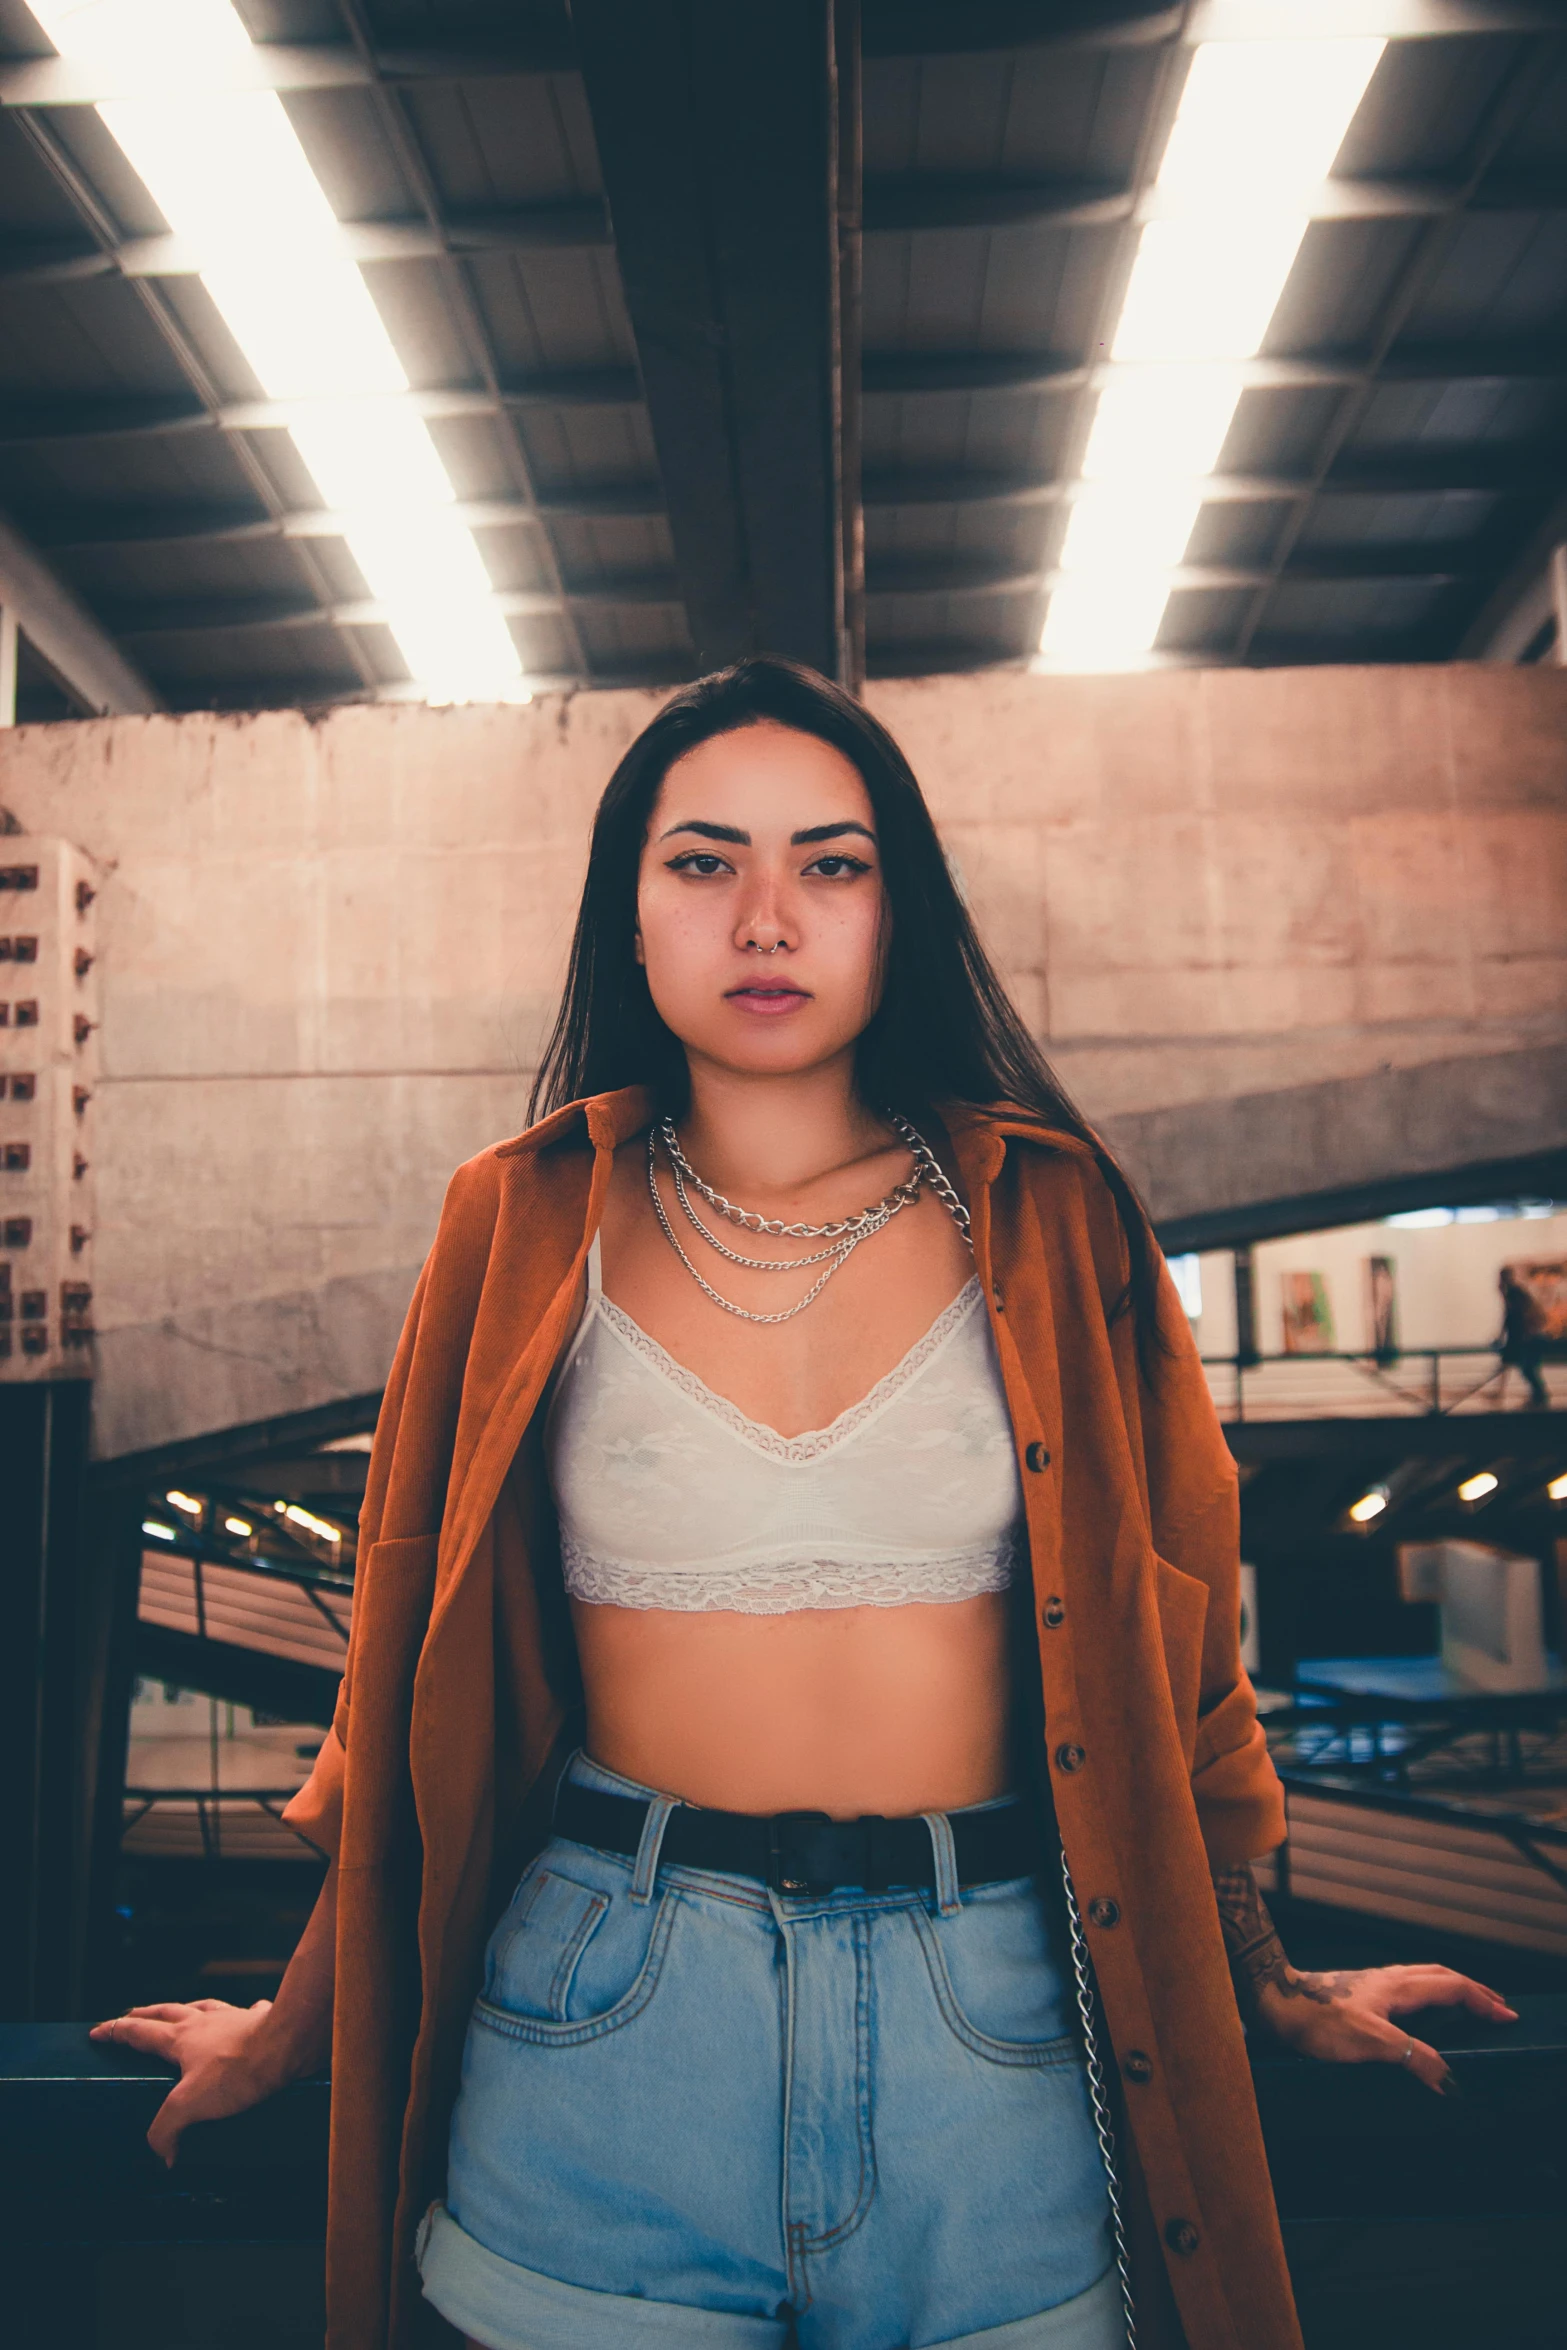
1210,1863,1354,2019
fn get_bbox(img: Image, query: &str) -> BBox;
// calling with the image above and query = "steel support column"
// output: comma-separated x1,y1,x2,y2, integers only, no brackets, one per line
0,1381,97,2017
571,0,861,683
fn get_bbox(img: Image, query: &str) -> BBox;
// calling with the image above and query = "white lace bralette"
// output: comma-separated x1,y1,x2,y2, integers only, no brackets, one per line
543,1236,1024,1615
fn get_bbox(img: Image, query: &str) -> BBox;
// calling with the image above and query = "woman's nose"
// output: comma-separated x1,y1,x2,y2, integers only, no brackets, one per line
735,887,792,954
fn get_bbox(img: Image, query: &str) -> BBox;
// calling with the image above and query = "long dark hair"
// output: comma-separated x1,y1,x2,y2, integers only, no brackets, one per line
530,656,1162,1341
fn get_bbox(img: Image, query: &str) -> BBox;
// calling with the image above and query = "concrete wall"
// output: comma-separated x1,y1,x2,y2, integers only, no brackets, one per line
0,662,1562,1457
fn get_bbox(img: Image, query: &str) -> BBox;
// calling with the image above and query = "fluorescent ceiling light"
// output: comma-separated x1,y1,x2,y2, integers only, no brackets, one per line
29,0,529,704
1548,1472,1567,1502
142,1519,177,1540
1347,1487,1388,1524
1457,1471,1499,1502
1040,30,1384,669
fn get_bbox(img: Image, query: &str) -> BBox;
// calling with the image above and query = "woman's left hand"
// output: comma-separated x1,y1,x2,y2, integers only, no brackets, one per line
1251,1963,1517,2093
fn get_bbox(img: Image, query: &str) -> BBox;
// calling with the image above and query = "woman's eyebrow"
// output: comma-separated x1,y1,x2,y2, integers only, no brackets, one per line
656,819,876,846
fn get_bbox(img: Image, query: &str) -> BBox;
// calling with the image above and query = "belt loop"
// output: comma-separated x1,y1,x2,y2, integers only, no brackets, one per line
922,1810,963,1917
630,1793,677,1904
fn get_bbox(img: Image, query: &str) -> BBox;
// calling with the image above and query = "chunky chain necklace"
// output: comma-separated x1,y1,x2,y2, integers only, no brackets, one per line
646,1113,971,1324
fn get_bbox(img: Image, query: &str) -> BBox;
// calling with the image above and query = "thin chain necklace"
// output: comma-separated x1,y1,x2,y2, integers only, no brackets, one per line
646,1113,971,1325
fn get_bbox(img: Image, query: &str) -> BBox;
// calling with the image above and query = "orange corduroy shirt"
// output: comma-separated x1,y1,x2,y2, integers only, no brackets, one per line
282,1087,1299,2350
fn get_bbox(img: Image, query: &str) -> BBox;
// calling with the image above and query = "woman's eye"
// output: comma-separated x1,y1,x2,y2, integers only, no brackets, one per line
667,852,731,877
805,854,871,879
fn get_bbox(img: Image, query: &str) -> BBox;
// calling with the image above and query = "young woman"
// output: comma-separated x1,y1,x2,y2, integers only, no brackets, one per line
94,659,1511,2350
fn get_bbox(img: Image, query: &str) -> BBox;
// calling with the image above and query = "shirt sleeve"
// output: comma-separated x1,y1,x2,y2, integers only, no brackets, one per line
280,1719,346,1860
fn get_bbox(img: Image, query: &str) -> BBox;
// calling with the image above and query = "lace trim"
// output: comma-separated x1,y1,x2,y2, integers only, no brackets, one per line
562,1535,1015,1615
592,1277,984,1463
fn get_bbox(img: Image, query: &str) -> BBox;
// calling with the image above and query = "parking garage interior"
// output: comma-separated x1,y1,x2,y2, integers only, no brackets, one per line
1,4,1567,2347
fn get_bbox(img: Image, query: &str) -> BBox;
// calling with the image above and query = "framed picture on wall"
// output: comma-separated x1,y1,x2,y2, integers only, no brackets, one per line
1366,1254,1398,1361
1281,1270,1335,1355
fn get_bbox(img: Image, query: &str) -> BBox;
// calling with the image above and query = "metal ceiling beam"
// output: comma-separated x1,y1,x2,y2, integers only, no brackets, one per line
0,206,611,287
0,373,642,448
572,0,859,681
866,0,1567,52
0,0,1544,109
105,577,684,638
861,170,1567,236
863,343,1567,398
863,450,1563,508
1187,1,1562,37
0,509,158,714
0,8,1180,100
865,551,1474,598
21,487,665,551
0,38,584,106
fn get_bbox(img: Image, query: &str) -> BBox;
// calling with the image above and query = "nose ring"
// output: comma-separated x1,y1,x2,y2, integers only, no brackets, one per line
748,939,785,954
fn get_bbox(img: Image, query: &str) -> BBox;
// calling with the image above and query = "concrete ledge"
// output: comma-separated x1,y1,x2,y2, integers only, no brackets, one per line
1105,1043,1567,1246
90,1263,419,1462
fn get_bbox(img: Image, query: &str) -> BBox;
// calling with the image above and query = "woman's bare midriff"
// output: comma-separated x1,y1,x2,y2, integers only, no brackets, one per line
571,1587,1014,1818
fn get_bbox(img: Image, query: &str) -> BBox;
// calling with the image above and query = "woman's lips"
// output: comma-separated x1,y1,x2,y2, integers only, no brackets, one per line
726,984,811,1016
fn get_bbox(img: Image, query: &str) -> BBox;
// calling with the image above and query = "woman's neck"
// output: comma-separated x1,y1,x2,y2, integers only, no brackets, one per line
676,1054,893,1198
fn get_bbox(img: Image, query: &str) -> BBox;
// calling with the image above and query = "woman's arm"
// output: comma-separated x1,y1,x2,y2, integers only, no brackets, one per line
1211,1859,1515,2093
89,1855,338,2166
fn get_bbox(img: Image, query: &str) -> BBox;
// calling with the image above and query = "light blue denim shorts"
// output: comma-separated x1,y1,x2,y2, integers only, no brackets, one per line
419,1748,1123,2350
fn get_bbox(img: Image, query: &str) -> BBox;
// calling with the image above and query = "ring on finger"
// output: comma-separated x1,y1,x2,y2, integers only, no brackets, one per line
1400,2040,1415,2064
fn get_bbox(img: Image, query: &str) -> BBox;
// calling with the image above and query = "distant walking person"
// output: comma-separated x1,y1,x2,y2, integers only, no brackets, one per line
1498,1267,1550,1409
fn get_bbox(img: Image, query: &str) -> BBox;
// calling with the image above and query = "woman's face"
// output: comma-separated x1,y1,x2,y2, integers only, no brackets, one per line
635,721,887,1080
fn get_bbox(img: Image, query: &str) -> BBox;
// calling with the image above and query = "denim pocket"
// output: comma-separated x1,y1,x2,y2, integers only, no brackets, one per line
909,1876,1079,2067
475,1857,681,2046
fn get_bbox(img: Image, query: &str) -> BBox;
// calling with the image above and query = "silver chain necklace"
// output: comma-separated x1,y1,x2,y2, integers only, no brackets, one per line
646,1113,971,1324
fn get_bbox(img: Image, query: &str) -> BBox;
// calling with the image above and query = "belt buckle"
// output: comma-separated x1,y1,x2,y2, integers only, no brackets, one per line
765,1809,833,1894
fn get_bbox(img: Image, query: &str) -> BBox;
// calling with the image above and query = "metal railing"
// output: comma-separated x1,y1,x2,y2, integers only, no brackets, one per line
1201,1346,1567,1422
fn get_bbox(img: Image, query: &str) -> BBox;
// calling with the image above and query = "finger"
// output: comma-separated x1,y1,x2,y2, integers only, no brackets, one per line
1368,2020,1457,2096
1382,1972,1517,2019
99,2003,195,2024
93,2016,180,2061
146,2083,193,2168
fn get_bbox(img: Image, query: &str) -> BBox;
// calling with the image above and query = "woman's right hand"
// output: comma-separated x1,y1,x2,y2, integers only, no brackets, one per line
90,1997,288,2165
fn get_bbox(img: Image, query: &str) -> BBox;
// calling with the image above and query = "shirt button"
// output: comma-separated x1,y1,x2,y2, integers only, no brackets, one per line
1054,1742,1086,1774
1088,1896,1121,1929
1122,2050,1153,2084
1025,1441,1051,1472
1165,2219,1201,2257
1042,1596,1065,1630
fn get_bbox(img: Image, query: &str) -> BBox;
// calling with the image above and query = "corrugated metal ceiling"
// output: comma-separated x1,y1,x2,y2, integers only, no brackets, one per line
0,0,1563,710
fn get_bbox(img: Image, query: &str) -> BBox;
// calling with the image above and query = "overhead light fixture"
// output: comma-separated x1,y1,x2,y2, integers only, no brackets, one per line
165,1488,203,1516
283,1502,343,1546
1039,29,1384,669
1457,1471,1499,1503
29,0,531,705
142,1519,177,1541
1347,1485,1389,1524
1548,1472,1567,1503
223,1515,253,1538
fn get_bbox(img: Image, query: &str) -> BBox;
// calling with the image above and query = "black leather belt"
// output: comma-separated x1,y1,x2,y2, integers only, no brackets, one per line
552,1778,1039,1895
